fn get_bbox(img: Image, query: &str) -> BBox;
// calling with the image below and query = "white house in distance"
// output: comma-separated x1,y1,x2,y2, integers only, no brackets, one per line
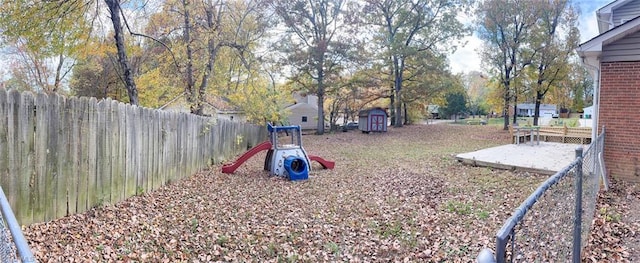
516,103,557,117
578,105,595,128
284,92,318,130
582,105,594,119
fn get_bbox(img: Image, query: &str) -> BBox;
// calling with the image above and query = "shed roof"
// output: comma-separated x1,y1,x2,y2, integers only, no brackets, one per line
358,107,388,117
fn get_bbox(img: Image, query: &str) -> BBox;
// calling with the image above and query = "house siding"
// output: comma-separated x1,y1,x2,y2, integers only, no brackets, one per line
602,30,640,62
286,104,318,130
612,0,640,26
599,61,640,182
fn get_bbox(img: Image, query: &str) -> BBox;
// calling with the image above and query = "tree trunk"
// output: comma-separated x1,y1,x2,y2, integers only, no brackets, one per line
53,52,64,92
403,102,408,125
388,64,395,126
512,93,518,124
503,88,509,131
182,0,196,113
533,91,542,126
195,38,215,116
194,6,220,116
316,64,325,135
105,0,139,105
393,56,403,127
389,92,395,126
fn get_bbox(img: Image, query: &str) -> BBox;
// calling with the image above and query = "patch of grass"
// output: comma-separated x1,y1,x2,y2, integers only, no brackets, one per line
190,218,199,232
369,220,405,239
401,231,419,248
477,210,490,220
445,200,473,215
376,221,403,238
287,231,301,243
325,241,340,256
600,207,621,222
266,242,277,257
216,235,229,246
486,117,506,126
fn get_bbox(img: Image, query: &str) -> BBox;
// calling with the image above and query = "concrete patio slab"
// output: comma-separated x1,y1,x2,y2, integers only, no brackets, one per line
455,142,585,175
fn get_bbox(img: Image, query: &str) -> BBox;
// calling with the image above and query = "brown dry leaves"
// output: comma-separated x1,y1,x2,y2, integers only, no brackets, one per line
22,124,637,262
582,179,640,262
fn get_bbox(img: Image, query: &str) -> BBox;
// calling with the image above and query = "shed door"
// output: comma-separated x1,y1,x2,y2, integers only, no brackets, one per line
370,114,385,131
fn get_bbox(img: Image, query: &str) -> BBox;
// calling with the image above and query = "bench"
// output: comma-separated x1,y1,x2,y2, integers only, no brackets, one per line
509,125,540,145
539,126,592,144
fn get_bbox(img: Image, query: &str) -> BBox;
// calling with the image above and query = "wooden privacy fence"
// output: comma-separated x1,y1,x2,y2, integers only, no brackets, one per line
0,89,268,225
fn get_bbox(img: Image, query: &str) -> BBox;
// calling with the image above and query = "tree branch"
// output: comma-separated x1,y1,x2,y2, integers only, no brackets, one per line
118,2,181,72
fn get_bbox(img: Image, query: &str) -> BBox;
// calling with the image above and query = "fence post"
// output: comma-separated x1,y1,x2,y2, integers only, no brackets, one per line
572,147,583,263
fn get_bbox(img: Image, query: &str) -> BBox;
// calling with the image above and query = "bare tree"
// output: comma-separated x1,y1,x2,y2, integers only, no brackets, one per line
105,0,139,105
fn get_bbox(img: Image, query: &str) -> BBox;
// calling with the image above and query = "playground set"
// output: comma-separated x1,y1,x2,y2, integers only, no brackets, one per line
221,124,335,180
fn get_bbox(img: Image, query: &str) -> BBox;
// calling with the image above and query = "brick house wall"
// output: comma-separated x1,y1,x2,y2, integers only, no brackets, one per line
599,61,640,182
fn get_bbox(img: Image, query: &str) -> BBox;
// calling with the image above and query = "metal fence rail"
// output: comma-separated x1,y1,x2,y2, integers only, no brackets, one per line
0,186,36,263
478,128,605,263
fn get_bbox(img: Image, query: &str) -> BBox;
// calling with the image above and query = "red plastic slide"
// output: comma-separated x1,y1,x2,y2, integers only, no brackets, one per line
308,155,335,170
221,141,273,174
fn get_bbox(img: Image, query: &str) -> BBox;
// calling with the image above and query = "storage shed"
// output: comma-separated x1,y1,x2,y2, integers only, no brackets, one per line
358,108,388,133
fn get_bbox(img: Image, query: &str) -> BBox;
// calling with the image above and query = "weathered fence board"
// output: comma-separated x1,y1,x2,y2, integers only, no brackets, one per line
43,93,57,222
97,100,109,205
77,97,90,214
86,97,98,215
17,92,34,224
151,110,160,191
6,90,19,221
54,94,68,221
0,90,7,218
143,108,151,193
68,97,80,216
114,102,126,204
125,106,135,197
33,93,48,223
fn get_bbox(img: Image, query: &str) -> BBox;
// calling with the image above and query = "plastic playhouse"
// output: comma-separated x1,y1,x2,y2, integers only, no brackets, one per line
221,124,334,180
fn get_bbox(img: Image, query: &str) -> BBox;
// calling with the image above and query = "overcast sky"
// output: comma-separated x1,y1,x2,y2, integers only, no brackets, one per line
448,0,610,74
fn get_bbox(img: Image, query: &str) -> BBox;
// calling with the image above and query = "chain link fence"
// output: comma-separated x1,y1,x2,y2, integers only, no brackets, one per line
478,128,606,263
0,186,36,262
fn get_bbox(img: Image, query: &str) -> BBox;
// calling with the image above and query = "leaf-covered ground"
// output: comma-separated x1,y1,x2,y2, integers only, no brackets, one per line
23,124,639,262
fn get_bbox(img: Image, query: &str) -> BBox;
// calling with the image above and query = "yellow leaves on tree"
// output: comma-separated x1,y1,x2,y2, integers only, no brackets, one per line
136,68,182,109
